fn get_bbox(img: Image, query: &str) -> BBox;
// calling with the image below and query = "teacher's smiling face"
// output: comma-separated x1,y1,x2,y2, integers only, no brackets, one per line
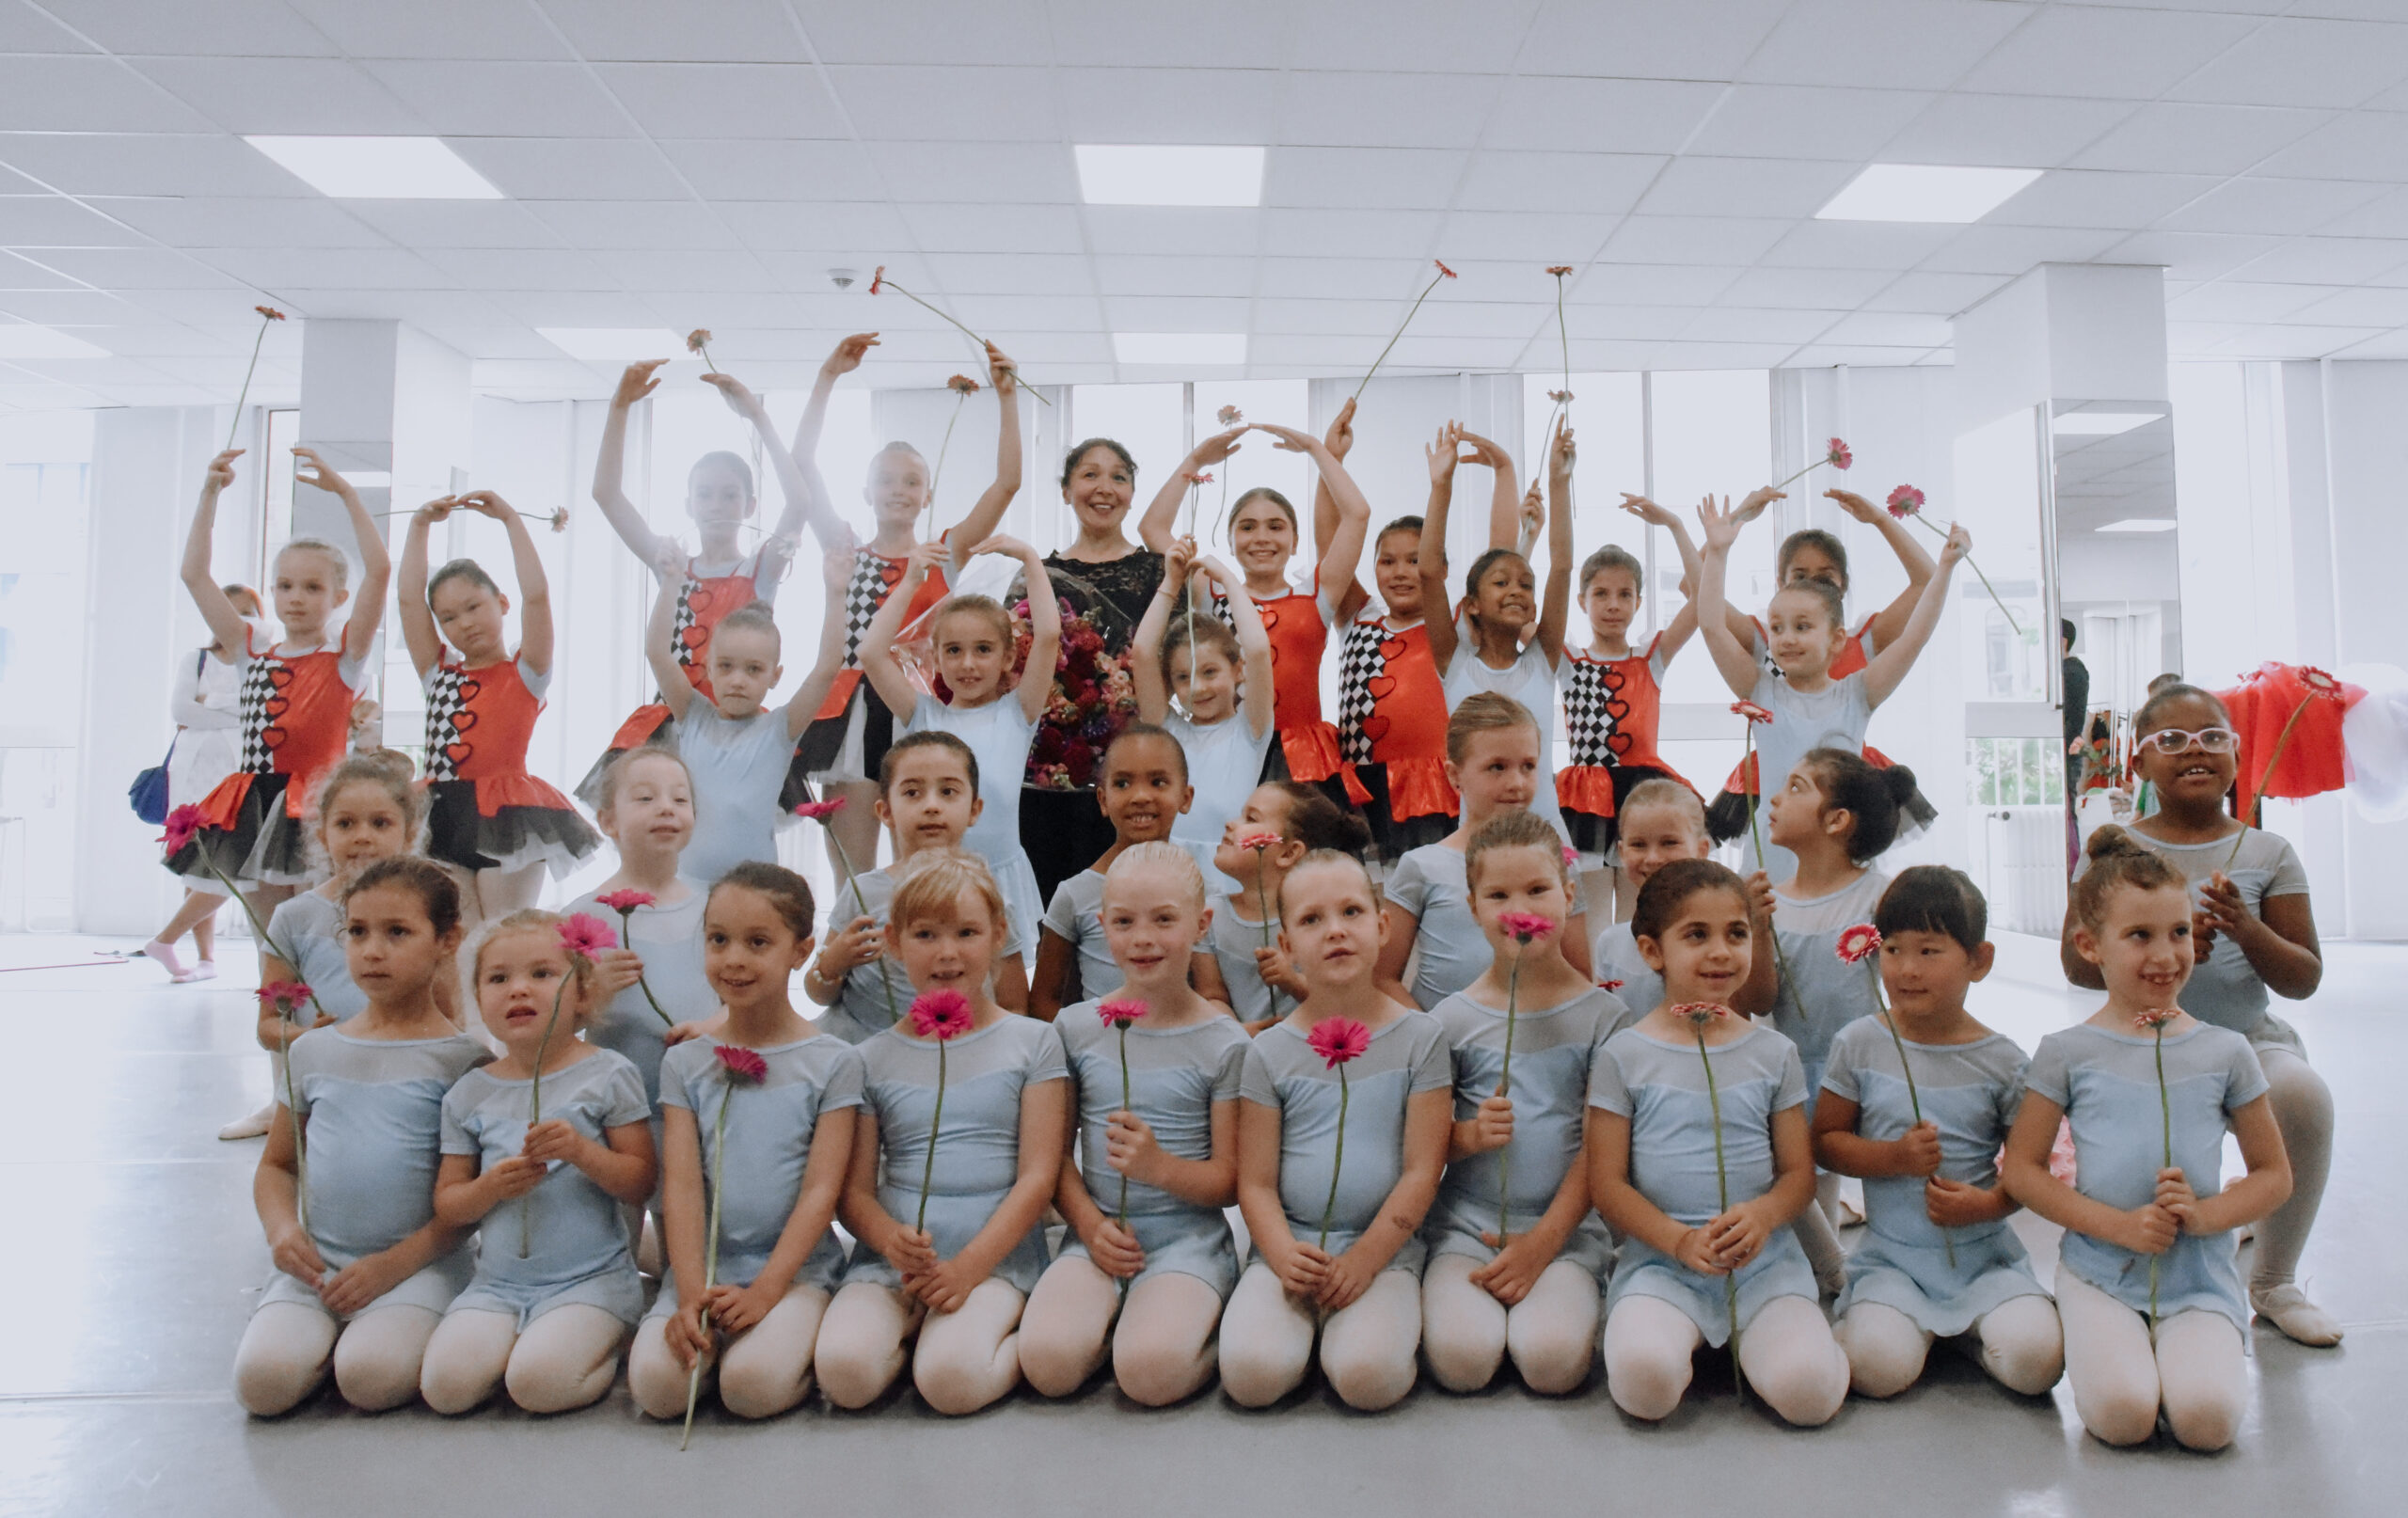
1061,441,1135,537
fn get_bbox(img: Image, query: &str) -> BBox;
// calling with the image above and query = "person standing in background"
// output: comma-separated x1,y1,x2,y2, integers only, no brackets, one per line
143,585,263,984
2062,620,2090,869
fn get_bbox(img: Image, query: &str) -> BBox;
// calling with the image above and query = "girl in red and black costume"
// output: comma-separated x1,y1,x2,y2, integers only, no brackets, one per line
791,335,1022,875
1704,490,1939,846
578,354,845,807
161,447,389,917
1136,405,1372,814
1558,494,1703,919
398,489,600,917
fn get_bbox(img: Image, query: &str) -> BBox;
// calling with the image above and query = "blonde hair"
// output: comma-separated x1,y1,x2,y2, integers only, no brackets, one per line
934,593,1015,647
1103,840,1207,911
1620,777,1706,834
463,909,601,1029
1277,848,1383,927
889,847,1009,934
276,537,350,593
1445,691,1538,764
308,750,426,872
1465,810,1571,893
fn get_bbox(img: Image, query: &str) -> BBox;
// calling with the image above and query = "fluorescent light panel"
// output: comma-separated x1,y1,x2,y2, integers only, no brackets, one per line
1076,145,1264,207
2053,412,2164,435
0,324,108,358
2096,518,2178,533
1112,332,1246,365
537,327,687,361
1816,164,2040,223
246,135,502,199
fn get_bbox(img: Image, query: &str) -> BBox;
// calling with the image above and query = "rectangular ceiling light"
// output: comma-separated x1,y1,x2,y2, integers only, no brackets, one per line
0,324,108,358
1076,145,1264,207
246,135,502,199
1816,164,2041,223
537,327,688,361
2053,412,2164,435
1112,332,1246,366
2096,518,2178,533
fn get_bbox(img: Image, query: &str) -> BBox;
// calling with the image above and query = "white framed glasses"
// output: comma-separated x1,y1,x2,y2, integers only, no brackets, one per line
2136,726,2238,756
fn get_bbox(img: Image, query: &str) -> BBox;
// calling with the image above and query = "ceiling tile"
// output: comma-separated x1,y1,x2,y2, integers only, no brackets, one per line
337,201,568,250
897,202,1085,253
542,0,810,63
1483,78,1726,155
1740,0,2034,90
1917,224,2123,274
1567,264,1745,306
127,56,431,136
2167,17,2408,109
1085,207,1263,259
868,142,1078,203
1600,216,1794,265
717,200,911,253
523,200,733,252
1100,294,1242,331
1452,151,1663,215
1565,305,1706,341
40,0,336,56
1277,71,1503,151
360,62,641,139
2230,236,2408,284
920,252,1096,296
467,291,663,327
591,64,849,141
1267,149,1470,212
1984,169,2222,229
1412,299,1551,340
1788,343,1943,367
0,58,214,134
101,196,394,249
2070,103,2333,176
448,139,693,201
1433,210,1622,264
2164,280,2327,322
1755,220,1958,271
825,66,1063,142
2153,177,2388,235
1282,0,1536,72
1684,86,1938,163
282,1,571,61
0,196,150,246
1043,67,1278,146
2252,112,2408,183
1805,310,1954,347
62,324,238,356
17,245,250,289
2099,229,2287,281
1251,297,1399,335
200,247,458,292
1259,208,1443,260
1875,92,2137,168
654,139,884,201
417,247,621,291
1088,256,1250,298
1513,0,1790,82
1636,156,1859,219
1042,0,1313,71
2316,186,2408,239
2330,328,2408,358
1718,266,1895,309
0,1,92,51
589,249,773,293
787,0,1054,65
1254,257,1424,301
0,248,87,289
1956,7,2258,99
1683,307,1842,344
1860,270,2008,314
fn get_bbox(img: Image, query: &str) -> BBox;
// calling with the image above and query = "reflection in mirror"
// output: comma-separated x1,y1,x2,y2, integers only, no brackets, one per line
2050,401,2179,865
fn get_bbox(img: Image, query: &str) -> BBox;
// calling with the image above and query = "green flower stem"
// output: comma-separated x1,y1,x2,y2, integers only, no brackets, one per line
519,976,570,1259
1693,1024,1745,1405
877,279,1051,405
1497,942,1525,1246
1906,514,2019,635
612,907,674,1028
1315,1067,1351,1252
2151,1022,2171,1323
824,830,900,1034
915,1040,946,1235
195,853,325,1228
1254,854,1280,1025
1868,964,1954,1269
1744,727,1795,1000
680,1083,734,1450
1115,1023,1133,1229
927,389,969,540
1351,266,1450,404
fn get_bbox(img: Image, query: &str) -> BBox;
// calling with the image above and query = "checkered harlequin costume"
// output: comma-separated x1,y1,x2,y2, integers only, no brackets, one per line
421,653,597,878
166,625,363,887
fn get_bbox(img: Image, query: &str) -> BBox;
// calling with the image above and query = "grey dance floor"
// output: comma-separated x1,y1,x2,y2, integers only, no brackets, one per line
3,931,2401,1518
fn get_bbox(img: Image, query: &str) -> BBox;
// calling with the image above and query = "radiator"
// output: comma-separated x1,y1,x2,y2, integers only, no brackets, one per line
1979,805,2069,936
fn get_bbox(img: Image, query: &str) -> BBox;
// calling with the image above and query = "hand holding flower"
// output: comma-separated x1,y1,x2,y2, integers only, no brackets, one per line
1271,1238,1331,1299
1469,1226,1558,1306
665,1295,714,1369
1703,1199,1773,1270
701,1279,779,1338
519,1118,591,1168
1893,1119,1943,1178
1465,1093,1514,1154
318,1248,415,1318
1082,1216,1148,1280
1671,1226,1731,1277
269,1223,327,1288
1314,1243,1378,1311
1103,1108,1164,1186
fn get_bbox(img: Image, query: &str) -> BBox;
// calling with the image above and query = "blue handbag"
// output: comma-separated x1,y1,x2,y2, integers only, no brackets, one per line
130,733,177,827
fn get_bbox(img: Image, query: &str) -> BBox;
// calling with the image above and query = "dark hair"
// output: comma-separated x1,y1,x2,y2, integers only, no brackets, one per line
1578,544,1642,597
1446,691,1538,765
1373,514,1424,554
1266,781,1372,857
601,745,692,814
711,600,781,654
1162,610,1242,687
1771,575,1846,631
2060,617,2077,649
1463,547,1530,627
689,449,754,498
1465,809,1570,893
427,557,501,609
343,856,461,938
879,730,980,799
2133,681,2230,736
1061,437,1136,489
1875,866,1988,953
1276,847,1381,927
2147,672,2183,695
2070,825,2185,932
1104,719,1188,783
1630,857,1750,944
1778,528,1849,591
710,861,816,941
1798,748,1919,862
1226,485,1298,546
223,583,261,617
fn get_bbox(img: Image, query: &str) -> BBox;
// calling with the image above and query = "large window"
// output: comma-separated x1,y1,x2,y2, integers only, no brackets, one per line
0,412,94,930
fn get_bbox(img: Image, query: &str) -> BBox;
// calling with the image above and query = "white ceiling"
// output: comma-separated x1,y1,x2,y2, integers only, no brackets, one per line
8,0,2408,411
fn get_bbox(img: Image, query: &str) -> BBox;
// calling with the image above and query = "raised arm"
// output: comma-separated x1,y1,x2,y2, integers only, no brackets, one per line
1617,494,1704,660
1203,555,1276,742
1136,425,1245,557
1828,489,1936,656
467,491,553,676
1418,423,1465,676
1693,495,1765,700
791,333,879,542
944,344,1026,576
181,450,253,656
1860,523,1966,708
702,368,840,562
1716,485,1783,655
1131,538,1192,724
1254,421,1369,618
856,540,947,721
293,448,388,666
990,538,1060,725
785,545,860,741
1313,400,1377,624
1452,429,1520,553
1536,419,1576,665
644,574,694,721
591,360,681,574
395,498,457,678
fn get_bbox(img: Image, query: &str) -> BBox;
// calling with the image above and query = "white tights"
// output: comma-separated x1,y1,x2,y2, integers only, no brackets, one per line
627,1286,831,1421
1420,1254,1599,1396
1218,1262,1422,1412
419,1305,628,1415
1603,1293,1847,1427
2055,1269,2245,1451
232,1302,440,1416
1791,1174,1847,1296
2251,1044,2333,1290
473,861,547,919
815,1278,1027,1415
1836,1296,2064,1399
1019,1256,1226,1406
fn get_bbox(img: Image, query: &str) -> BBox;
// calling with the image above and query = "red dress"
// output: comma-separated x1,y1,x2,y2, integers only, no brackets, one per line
1557,635,1693,855
166,627,362,885
1336,610,1455,854
2217,662,2364,808
1252,576,1367,801
422,653,599,876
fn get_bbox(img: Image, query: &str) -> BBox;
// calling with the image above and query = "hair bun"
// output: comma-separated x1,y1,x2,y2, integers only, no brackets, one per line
1881,765,1919,805
2084,823,2148,862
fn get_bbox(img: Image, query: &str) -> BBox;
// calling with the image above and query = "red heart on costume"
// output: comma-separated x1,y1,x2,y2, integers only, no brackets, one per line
1379,637,1408,661
260,725,287,751
445,741,474,766
1366,675,1397,702
450,708,479,735
1605,699,1631,723
1601,667,1627,692
1362,715,1391,745
454,677,480,703
1608,732,1634,756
